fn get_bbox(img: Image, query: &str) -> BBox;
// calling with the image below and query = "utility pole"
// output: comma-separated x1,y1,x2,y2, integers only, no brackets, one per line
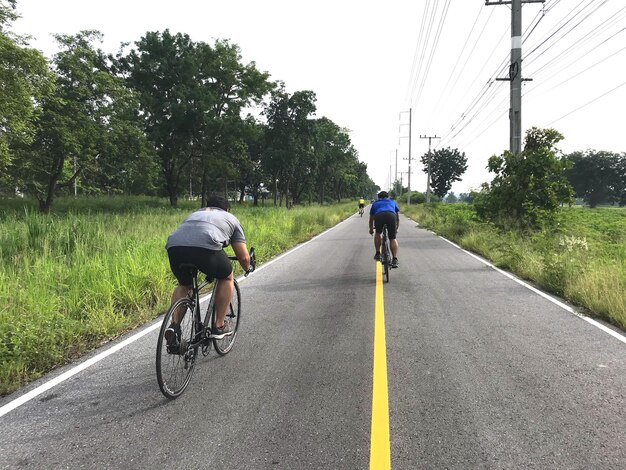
420,135,440,203
395,149,398,187
399,108,412,204
399,171,409,197
487,0,543,154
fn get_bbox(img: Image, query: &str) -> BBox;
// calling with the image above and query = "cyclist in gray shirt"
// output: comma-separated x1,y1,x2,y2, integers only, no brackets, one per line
165,195,251,345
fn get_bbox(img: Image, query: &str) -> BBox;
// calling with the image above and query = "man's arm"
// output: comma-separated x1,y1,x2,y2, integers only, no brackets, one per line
369,215,375,235
231,241,251,272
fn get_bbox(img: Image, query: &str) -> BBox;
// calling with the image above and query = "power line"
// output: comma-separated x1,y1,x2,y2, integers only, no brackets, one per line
545,80,626,126
525,8,626,78
407,1,438,106
525,0,606,60
432,3,485,112
404,0,433,105
528,44,626,96
412,0,453,109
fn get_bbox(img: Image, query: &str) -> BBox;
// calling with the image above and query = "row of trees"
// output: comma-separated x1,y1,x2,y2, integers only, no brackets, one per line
474,127,626,228
389,139,625,212
385,126,624,231
0,1,377,212
565,150,626,208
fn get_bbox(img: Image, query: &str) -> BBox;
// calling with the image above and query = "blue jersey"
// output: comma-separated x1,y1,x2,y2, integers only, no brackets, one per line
370,198,400,216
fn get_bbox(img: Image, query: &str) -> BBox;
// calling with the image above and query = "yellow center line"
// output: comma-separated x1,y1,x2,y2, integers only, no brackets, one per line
370,261,391,469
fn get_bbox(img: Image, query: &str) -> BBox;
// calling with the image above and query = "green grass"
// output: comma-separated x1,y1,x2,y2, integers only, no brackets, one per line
401,203,626,331
0,196,357,396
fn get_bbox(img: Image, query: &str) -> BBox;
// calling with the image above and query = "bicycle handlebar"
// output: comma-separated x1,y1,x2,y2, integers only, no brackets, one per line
228,247,256,276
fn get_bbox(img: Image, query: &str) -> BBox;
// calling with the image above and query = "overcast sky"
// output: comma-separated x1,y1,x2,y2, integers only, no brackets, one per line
12,0,626,196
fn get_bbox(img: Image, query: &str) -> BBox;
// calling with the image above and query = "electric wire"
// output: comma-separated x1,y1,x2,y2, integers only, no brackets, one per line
407,1,438,106
399,0,623,171
528,44,626,96
525,7,626,78
439,0,615,152
404,0,433,105
432,3,484,113
412,0,453,110
433,8,503,124
525,0,606,60
545,80,626,126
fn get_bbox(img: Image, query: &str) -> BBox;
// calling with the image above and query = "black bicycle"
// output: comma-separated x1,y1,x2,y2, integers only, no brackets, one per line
359,206,365,217
156,248,256,399
380,225,391,283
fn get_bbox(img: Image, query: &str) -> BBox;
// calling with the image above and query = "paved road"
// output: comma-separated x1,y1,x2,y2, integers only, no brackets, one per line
1,212,625,469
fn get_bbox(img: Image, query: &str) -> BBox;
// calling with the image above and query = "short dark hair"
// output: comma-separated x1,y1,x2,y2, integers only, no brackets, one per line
377,191,388,199
205,195,230,211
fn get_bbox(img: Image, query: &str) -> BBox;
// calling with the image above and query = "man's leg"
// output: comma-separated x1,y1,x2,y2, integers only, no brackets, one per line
171,284,191,324
390,239,398,258
374,232,382,254
165,284,191,348
214,273,234,328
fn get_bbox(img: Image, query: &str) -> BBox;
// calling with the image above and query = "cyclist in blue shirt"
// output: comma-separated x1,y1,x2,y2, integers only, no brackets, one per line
368,191,400,268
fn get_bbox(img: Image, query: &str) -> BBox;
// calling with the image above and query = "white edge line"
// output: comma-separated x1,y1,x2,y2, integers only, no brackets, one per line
437,235,626,345
0,212,354,417
0,323,159,418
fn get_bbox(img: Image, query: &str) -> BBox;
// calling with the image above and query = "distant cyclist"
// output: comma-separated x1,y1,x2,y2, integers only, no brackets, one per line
358,197,365,215
368,191,400,268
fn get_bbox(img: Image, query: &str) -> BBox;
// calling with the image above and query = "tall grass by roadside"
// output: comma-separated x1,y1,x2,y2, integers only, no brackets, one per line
0,197,357,396
401,203,626,331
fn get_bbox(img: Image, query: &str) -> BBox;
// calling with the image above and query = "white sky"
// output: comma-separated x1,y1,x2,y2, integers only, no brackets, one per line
12,0,626,196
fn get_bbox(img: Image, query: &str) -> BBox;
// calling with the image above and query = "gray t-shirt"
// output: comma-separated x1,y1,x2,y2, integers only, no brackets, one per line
165,208,246,251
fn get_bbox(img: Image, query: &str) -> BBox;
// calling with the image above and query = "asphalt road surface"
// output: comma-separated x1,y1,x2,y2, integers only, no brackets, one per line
1,211,625,469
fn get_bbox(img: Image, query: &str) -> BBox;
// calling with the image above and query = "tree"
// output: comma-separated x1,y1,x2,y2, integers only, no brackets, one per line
79,93,158,196
564,150,622,207
237,117,267,205
475,127,573,227
421,147,468,199
0,1,52,190
263,86,317,207
458,192,474,203
444,192,458,203
11,31,146,212
119,32,272,207
310,117,358,203
0,0,17,28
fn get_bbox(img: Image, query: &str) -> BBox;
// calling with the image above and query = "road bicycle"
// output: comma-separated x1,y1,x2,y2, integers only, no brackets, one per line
380,225,391,283
156,248,256,399
358,206,365,217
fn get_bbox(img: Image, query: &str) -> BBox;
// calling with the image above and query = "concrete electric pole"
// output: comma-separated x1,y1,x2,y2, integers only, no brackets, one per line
420,135,440,203
399,108,413,204
486,0,544,154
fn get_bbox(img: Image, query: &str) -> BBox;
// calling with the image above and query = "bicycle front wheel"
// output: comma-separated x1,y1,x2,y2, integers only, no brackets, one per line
156,297,198,399
213,279,241,355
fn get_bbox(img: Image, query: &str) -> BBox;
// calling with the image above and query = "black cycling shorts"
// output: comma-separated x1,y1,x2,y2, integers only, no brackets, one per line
374,211,397,239
358,203,365,208
167,246,232,286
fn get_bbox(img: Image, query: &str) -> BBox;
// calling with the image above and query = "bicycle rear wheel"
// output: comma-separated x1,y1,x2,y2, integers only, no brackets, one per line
382,235,390,283
156,297,198,399
213,279,241,355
